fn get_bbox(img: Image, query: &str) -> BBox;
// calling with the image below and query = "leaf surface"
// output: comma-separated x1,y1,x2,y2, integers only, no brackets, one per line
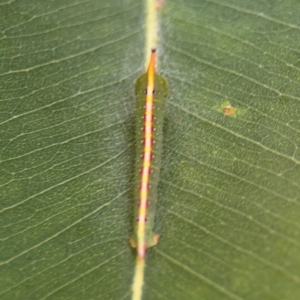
1,1,300,300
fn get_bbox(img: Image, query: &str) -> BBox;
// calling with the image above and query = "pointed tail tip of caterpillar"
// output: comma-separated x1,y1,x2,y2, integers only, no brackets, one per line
130,239,146,259
136,235,160,259
138,245,146,259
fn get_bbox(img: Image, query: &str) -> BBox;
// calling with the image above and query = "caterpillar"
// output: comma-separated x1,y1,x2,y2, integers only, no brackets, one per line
130,49,168,259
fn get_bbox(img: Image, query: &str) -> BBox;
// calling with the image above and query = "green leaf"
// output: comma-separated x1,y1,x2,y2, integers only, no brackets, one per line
1,1,300,300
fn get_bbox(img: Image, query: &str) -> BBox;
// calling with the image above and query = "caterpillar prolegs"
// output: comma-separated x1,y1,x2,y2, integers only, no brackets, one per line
130,49,168,259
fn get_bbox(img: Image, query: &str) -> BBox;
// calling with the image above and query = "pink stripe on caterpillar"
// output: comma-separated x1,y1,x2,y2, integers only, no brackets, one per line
141,182,149,190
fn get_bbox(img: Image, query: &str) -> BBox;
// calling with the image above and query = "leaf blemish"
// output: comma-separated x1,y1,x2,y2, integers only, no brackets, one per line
213,100,246,117
223,104,235,116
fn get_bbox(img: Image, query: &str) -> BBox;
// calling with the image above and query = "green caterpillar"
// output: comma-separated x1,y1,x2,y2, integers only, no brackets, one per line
130,49,168,259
